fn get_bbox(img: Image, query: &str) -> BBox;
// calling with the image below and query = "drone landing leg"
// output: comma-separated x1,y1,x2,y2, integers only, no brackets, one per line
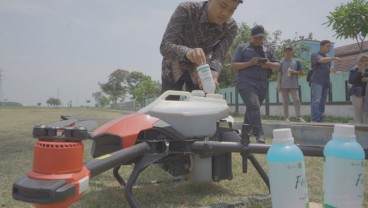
240,149,270,193
248,154,270,192
113,165,126,186
239,124,270,192
125,153,166,208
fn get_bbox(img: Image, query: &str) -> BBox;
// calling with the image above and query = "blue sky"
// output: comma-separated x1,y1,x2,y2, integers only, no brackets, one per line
0,0,355,106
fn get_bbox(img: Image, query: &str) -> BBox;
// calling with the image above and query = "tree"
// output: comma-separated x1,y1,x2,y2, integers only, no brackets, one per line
273,39,312,74
219,23,251,87
92,91,103,105
100,96,110,108
92,91,110,108
46,97,61,107
296,32,314,41
266,30,284,81
131,78,160,106
126,71,150,92
37,103,42,107
1,101,23,106
218,22,313,86
86,99,91,107
219,23,284,85
99,69,130,104
325,0,368,52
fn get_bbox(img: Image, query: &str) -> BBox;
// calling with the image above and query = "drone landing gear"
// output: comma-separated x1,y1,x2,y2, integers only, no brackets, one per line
113,166,126,186
124,153,167,208
240,124,270,191
241,150,270,191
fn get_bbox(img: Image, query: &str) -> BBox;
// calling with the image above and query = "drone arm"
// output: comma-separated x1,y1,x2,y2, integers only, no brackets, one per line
192,141,334,158
86,142,150,178
192,141,271,154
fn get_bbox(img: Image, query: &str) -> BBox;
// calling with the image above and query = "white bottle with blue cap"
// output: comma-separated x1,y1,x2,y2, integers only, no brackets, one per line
196,64,216,94
267,128,309,208
323,124,365,208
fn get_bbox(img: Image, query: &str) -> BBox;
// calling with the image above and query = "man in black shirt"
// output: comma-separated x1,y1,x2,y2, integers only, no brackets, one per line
231,25,280,143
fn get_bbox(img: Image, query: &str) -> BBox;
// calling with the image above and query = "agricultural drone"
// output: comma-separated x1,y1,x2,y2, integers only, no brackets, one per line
12,90,368,208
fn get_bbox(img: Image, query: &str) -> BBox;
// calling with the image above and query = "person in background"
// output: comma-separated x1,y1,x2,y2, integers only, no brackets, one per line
348,53,368,124
277,46,305,122
160,0,242,95
230,25,280,143
309,40,340,122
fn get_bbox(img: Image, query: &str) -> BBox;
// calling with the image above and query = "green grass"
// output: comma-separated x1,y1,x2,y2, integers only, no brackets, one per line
1,107,366,208
0,107,123,208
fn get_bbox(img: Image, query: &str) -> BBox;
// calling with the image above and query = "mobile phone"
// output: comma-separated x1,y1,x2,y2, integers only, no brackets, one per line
258,58,268,64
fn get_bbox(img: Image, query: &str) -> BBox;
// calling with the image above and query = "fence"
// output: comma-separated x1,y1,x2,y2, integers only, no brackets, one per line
115,72,354,117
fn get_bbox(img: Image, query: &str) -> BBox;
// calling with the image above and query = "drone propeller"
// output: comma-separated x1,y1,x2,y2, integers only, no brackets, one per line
47,119,78,128
78,120,99,132
40,115,108,133
61,114,111,121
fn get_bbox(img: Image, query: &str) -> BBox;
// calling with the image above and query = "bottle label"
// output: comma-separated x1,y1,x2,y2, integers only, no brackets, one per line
197,65,212,82
323,156,365,207
196,64,215,93
268,161,309,208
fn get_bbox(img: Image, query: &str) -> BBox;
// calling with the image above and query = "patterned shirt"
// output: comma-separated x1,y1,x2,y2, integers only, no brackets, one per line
160,1,238,85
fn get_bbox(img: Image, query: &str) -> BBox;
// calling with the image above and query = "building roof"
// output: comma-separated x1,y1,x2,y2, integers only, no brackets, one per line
334,40,368,71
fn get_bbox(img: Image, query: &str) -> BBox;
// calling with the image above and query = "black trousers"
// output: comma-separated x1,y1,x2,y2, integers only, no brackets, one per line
238,84,267,136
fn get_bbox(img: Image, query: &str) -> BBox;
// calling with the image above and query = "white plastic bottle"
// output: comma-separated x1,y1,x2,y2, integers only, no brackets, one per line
267,128,309,208
323,124,365,208
196,64,216,94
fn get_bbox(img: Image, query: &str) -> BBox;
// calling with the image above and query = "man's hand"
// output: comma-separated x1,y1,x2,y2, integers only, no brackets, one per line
185,48,206,65
332,57,341,62
261,61,281,72
211,70,219,87
276,85,281,93
361,77,368,83
250,57,259,66
330,66,337,73
289,69,299,75
260,60,271,69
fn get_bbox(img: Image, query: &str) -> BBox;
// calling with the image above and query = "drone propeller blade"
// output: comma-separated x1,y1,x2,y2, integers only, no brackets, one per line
78,120,99,132
47,119,78,128
43,115,110,132
62,115,111,121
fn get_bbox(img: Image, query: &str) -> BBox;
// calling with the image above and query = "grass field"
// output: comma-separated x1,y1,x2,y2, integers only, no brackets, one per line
0,107,367,208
